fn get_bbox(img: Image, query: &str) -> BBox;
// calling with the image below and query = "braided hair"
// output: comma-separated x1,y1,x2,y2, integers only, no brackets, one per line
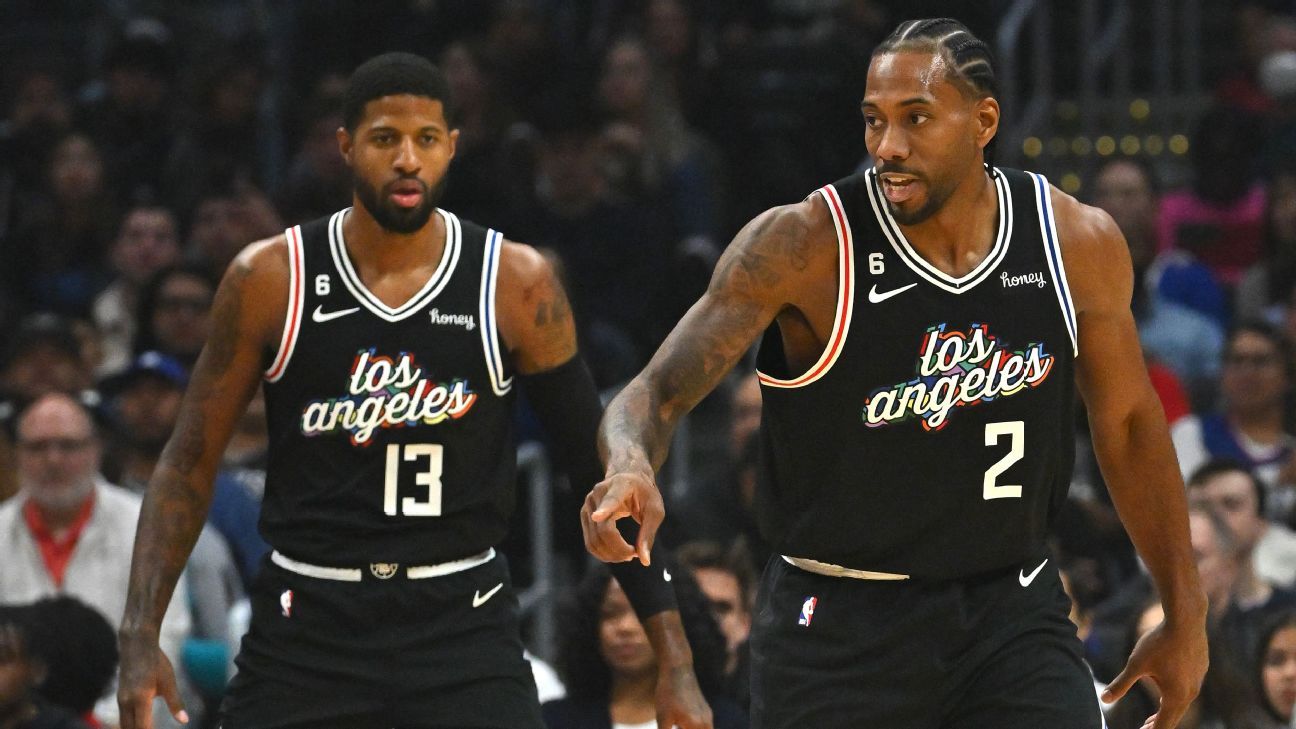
872,18,999,162
873,18,998,101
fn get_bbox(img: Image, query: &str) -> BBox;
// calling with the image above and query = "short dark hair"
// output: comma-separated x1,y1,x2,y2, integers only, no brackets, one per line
25,596,118,714
1187,458,1267,518
873,18,999,101
342,52,454,131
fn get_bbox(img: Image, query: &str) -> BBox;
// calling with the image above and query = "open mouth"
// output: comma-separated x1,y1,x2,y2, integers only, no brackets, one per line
880,173,921,204
388,180,426,208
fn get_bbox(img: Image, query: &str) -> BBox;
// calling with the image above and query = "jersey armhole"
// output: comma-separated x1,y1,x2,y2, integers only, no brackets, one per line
1030,173,1079,357
264,226,305,382
479,230,513,395
757,185,855,389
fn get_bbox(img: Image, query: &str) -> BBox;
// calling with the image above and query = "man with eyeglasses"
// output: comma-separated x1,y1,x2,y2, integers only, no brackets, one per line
0,392,191,728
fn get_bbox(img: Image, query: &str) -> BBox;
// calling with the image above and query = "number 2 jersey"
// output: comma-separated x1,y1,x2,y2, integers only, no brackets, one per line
755,167,1078,580
260,208,516,565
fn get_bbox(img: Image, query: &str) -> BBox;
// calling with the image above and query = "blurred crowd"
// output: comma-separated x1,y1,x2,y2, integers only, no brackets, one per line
8,1,1296,728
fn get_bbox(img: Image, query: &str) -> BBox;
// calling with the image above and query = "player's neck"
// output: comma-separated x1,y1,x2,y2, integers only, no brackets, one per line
341,204,447,272
896,166,997,277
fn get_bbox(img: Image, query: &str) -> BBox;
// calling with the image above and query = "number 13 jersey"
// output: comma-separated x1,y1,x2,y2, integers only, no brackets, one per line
260,208,517,565
755,167,1078,580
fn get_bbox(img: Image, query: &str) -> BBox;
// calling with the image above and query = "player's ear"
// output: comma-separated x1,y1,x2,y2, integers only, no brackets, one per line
974,96,1000,151
337,126,354,165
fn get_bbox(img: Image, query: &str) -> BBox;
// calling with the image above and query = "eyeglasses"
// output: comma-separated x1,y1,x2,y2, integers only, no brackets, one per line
16,437,93,456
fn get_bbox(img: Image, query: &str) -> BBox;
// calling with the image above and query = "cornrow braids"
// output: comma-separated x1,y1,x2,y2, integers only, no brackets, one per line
874,18,999,102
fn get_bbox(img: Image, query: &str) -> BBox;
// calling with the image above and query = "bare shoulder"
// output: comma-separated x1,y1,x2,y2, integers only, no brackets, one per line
221,233,293,348
711,195,837,300
496,240,554,291
1046,184,1133,314
494,239,576,372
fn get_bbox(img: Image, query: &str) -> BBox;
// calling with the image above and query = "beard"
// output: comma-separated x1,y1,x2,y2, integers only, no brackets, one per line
24,473,95,513
878,162,959,226
352,173,446,234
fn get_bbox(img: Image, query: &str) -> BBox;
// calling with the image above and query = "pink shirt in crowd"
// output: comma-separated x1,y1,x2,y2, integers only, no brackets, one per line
1157,182,1267,285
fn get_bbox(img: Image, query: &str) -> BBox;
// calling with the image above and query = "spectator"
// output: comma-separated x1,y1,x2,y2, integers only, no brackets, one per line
164,41,284,214
438,40,522,225
1095,157,1227,323
3,131,117,317
0,392,191,728
0,314,93,401
185,180,282,281
1188,460,1296,588
76,18,177,204
676,540,756,709
1189,505,1296,678
22,596,118,726
0,61,74,239
133,264,216,369
1092,157,1225,399
1238,161,1296,325
1256,610,1296,728
597,34,723,253
0,604,88,729
91,204,182,377
1172,322,1296,520
276,100,350,223
101,350,268,588
543,564,747,729
509,105,674,386
1157,105,1267,286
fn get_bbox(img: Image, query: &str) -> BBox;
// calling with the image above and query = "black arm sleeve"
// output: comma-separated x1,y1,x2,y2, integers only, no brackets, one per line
517,355,679,620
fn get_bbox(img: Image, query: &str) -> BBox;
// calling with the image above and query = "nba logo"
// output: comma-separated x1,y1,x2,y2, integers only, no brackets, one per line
280,590,293,618
798,596,817,627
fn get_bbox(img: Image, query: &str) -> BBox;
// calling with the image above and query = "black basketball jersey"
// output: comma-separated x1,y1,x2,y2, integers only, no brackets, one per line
260,208,517,565
755,167,1077,580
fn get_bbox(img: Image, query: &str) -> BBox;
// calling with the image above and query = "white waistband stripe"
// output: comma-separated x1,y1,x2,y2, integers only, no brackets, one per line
271,548,495,581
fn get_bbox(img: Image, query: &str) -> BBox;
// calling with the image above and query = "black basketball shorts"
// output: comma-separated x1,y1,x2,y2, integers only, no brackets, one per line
749,552,1105,729
220,551,544,729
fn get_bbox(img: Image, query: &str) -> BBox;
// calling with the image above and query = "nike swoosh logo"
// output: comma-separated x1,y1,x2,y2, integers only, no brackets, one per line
867,283,917,304
311,305,360,323
1019,558,1048,587
473,582,504,608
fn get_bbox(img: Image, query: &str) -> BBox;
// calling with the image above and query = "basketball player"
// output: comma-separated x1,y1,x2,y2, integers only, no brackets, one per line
117,53,711,729
582,18,1208,729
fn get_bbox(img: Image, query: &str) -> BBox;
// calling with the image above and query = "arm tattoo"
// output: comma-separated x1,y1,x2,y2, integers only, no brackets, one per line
601,208,813,470
121,263,255,635
520,273,577,371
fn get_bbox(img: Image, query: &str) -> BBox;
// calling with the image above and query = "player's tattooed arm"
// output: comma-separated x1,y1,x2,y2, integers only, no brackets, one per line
600,199,829,473
584,198,835,566
495,242,578,374
118,237,288,729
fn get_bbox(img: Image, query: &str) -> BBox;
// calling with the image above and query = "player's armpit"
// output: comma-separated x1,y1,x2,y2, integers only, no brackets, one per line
494,242,577,374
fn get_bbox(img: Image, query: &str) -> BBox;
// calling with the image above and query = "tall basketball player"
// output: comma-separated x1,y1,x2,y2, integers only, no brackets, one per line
117,53,711,729
583,18,1208,729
